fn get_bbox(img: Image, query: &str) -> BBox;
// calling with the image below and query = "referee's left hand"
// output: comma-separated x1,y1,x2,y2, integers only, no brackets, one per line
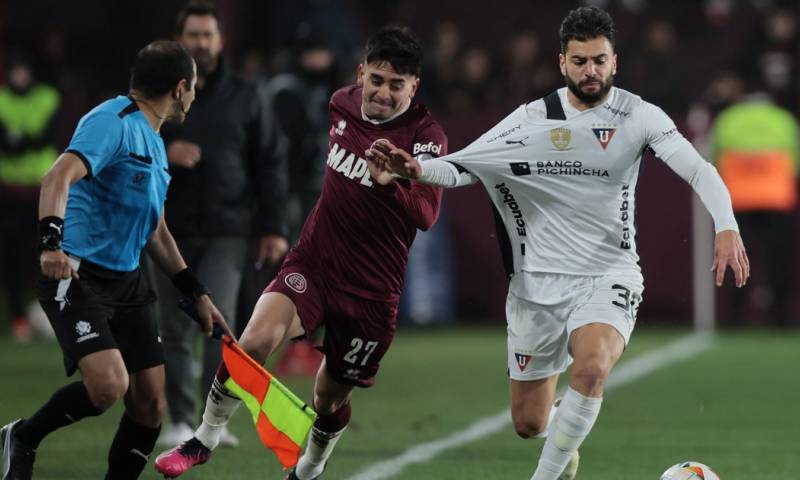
712,229,749,288
195,294,234,339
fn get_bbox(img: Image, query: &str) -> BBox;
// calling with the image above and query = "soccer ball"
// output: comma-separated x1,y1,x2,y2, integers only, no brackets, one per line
660,461,720,480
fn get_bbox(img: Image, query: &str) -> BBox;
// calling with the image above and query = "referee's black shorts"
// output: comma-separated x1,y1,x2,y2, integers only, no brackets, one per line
37,255,164,376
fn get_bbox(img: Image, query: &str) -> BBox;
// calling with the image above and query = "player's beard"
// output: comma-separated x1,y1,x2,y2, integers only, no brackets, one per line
565,73,614,105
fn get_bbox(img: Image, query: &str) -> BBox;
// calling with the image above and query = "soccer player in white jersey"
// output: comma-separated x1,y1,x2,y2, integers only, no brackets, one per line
367,6,749,480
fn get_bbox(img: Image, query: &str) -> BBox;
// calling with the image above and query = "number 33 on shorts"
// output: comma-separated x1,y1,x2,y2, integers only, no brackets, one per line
611,284,640,319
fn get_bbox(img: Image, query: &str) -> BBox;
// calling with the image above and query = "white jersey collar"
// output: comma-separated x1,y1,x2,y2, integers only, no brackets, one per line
558,86,616,118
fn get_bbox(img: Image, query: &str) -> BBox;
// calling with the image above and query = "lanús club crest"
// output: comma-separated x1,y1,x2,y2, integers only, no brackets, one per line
284,272,307,294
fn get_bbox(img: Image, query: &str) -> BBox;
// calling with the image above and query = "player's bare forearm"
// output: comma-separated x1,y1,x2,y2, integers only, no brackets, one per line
39,153,89,219
146,214,188,277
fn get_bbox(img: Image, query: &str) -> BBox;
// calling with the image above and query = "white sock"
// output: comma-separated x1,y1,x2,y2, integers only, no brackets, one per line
294,426,347,479
531,387,602,480
532,399,560,439
195,379,242,450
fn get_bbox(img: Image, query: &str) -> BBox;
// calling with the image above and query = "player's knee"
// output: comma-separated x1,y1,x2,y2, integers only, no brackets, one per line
86,375,129,411
571,361,610,394
129,391,166,426
512,413,548,439
238,335,272,365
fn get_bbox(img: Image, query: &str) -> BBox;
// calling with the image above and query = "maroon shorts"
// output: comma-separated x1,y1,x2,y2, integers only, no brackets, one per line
265,262,398,387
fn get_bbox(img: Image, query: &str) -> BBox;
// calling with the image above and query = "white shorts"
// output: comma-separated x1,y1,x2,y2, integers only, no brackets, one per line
506,271,644,381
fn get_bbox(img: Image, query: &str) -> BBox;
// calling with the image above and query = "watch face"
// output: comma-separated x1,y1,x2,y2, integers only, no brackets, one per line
39,234,62,251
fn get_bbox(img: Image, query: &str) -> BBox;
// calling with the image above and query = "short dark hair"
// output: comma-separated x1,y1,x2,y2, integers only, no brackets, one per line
559,6,616,53
130,41,195,99
175,0,220,36
365,26,423,76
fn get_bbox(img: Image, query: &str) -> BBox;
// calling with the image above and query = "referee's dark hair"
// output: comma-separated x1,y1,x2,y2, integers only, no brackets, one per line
175,0,221,35
559,6,616,53
365,26,423,77
130,41,195,99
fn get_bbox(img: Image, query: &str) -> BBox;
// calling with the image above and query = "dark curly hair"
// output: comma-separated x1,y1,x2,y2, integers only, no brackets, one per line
559,6,616,53
365,26,423,76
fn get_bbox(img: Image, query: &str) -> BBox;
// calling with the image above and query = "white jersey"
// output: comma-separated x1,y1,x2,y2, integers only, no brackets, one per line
442,87,691,277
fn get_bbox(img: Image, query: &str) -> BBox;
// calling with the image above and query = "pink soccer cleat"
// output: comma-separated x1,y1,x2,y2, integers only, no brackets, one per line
154,437,212,478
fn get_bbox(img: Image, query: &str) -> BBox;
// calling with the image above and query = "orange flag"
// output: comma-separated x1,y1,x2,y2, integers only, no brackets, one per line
221,336,317,468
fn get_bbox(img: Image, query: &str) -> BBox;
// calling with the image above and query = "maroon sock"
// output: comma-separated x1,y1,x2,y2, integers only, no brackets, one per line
215,363,231,383
207,363,238,405
313,402,351,433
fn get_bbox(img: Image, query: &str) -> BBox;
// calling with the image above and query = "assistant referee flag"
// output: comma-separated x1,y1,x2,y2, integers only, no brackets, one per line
221,336,316,468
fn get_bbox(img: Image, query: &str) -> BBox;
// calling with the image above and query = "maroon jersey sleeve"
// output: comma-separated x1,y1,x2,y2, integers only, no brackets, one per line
375,118,448,230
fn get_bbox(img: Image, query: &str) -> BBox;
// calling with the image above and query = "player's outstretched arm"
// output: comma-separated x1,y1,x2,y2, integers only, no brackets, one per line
712,230,749,288
366,139,422,179
366,139,476,188
657,143,749,288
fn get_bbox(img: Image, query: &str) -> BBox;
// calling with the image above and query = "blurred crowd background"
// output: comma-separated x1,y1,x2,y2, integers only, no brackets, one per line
2,0,800,340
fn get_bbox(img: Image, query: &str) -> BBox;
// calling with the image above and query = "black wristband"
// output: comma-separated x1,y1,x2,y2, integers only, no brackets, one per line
172,267,211,299
38,216,64,252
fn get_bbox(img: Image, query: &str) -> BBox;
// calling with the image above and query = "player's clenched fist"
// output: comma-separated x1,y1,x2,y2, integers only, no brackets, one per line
40,250,79,280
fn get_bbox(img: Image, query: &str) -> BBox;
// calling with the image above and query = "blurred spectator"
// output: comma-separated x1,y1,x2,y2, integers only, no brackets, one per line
0,51,59,341
421,21,463,111
154,1,289,448
749,8,798,110
239,48,269,85
505,31,556,108
254,24,339,376
460,47,500,109
267,23,337,239
628,20,687,114
711,92,798,327
705,71,748,116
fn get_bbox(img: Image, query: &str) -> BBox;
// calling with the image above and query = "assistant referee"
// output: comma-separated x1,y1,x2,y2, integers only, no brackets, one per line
0,41,233,480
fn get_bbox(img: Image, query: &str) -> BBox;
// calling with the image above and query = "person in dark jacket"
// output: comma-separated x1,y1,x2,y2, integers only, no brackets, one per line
154,1,289,448
265,24,338,377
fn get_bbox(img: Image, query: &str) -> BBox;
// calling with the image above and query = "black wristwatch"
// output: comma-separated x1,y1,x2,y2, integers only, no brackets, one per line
38,234,62,252
38,216,64,252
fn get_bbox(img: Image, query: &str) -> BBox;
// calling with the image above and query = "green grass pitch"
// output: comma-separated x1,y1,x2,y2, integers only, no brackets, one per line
1,327,797,479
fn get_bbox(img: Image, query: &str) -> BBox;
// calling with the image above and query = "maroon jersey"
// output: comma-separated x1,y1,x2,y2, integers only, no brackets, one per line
285,85,448,302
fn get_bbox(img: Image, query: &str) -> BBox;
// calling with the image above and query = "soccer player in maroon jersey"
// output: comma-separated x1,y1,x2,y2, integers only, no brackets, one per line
154,26,448,479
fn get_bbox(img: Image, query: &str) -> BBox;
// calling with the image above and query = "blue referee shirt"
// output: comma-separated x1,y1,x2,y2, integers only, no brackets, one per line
63,96,171,272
